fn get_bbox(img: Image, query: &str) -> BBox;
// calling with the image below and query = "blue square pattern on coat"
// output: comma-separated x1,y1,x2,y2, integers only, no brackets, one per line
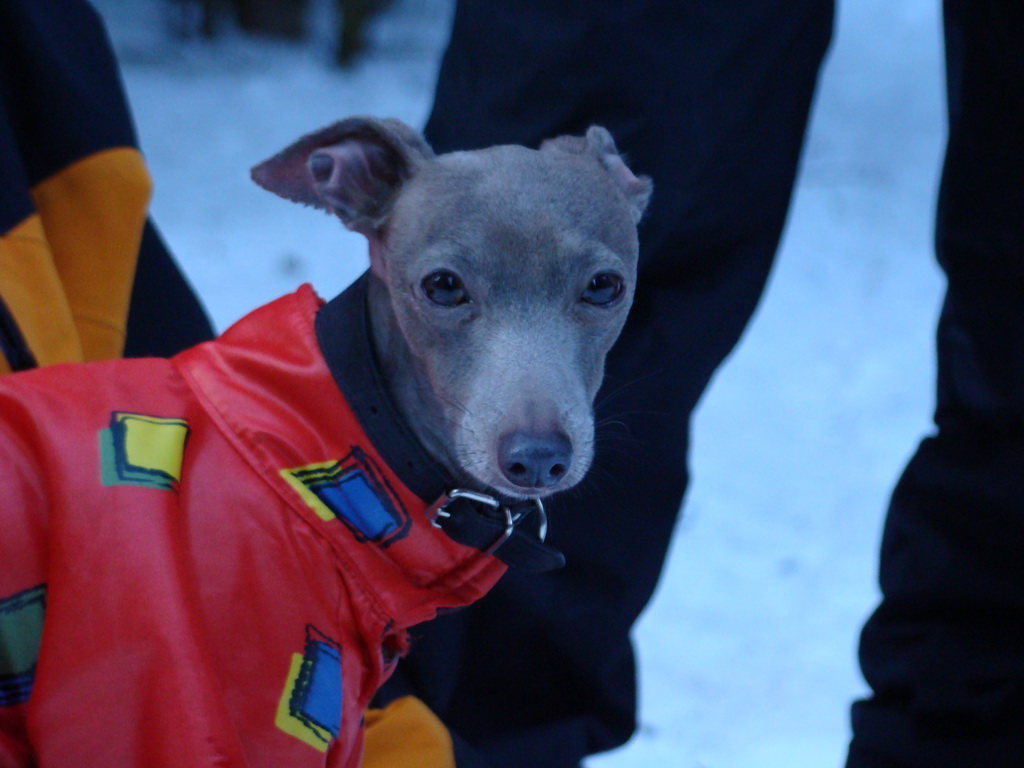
292,629,343,739
314,470,397,541
281,448,412,547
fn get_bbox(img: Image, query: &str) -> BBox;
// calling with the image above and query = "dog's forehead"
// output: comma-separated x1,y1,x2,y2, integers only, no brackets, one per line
431,144,615,207
391,145,638,255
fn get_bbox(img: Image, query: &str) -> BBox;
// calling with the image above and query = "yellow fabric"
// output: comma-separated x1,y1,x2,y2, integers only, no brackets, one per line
115,412,190,483
30,146,152,361
0,214,84,367
362,696,456,768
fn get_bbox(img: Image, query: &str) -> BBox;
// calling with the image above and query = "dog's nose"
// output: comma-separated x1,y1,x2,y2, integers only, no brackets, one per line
498,432,573,490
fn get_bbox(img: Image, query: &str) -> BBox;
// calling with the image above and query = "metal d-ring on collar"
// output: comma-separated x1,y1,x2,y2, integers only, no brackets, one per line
431,488,548,555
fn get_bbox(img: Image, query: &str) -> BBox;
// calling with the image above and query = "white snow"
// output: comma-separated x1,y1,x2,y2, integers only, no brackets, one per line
93,1,947,765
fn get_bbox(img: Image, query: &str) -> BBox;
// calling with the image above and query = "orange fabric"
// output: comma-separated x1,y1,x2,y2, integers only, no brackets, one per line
0,215,83,367
363,697,456,768
29,147,151,361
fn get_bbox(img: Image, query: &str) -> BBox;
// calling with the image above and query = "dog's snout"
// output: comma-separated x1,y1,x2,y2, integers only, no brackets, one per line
498,431,573,490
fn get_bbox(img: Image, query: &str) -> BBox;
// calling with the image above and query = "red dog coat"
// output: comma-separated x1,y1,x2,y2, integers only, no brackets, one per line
0,279,508,768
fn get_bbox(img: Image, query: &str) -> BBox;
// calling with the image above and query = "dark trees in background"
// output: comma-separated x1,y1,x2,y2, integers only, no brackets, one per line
335,0,391,63
170,0,391,64
234,0,307,40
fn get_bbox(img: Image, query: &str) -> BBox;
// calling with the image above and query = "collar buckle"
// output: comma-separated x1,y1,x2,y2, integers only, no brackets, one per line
428,489,563,571
430,488,513,554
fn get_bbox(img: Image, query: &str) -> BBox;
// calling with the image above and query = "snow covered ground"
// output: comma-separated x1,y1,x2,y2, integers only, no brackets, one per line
94,1,947,765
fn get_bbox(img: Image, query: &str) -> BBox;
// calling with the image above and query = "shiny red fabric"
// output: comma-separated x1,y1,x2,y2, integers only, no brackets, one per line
0,285,507,768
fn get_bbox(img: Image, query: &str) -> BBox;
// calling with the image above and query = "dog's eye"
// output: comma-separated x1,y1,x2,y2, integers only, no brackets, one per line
581,272,625,306
422,270,470,307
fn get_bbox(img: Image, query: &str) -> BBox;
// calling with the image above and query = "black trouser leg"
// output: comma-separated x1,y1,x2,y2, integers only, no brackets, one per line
848,2,1024,765
124,220,214,358
391,3,834,766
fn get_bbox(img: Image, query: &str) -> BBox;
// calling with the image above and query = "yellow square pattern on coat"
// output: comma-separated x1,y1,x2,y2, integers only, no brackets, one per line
99,412,189,491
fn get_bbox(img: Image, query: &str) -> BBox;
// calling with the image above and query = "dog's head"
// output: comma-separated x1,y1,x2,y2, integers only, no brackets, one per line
253,116,650,499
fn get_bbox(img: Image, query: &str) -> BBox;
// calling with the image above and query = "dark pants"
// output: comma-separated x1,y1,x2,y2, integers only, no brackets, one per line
124,220,214,359
849,1,1024,765
396,1,1024,765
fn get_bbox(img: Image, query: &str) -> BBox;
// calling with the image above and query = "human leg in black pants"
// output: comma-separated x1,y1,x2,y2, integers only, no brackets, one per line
849,2,1024,765
124,220,214,359
381,2,834,766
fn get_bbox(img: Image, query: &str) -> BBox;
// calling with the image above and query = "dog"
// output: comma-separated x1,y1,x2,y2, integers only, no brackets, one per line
0,116,649,767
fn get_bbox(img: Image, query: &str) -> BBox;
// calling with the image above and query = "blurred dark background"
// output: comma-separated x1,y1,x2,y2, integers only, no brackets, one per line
167,0,392,64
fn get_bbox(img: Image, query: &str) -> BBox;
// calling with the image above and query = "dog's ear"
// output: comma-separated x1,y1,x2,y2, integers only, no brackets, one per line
541,126,652,224
251,116,435,235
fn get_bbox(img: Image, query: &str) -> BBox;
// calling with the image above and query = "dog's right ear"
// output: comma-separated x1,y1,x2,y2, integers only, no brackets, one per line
251,116,435,236
541,126,652,225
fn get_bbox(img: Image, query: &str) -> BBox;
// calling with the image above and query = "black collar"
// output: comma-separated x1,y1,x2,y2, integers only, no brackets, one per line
315,274,564,573
315,273,452,503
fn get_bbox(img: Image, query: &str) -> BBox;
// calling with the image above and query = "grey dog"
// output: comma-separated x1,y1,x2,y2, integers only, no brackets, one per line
253,115,651,502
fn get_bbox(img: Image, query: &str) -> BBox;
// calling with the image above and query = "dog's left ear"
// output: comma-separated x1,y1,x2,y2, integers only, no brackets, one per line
541,126,652,224
251,116,435,236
